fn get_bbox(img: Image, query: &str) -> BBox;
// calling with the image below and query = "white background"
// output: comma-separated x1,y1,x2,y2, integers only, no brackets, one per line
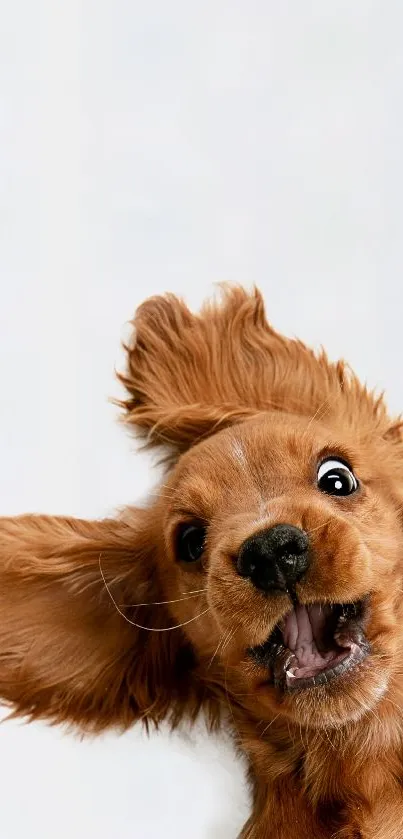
1,2,403,837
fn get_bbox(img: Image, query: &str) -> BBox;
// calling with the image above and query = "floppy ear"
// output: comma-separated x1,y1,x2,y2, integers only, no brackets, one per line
118,286,261,454
118,285,393,455
0,512,195,732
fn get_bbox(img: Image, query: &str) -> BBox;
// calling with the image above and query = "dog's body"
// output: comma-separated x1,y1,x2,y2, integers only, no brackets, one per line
2,287,403,838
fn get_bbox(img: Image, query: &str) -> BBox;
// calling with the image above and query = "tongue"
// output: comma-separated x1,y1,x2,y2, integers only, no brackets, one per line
280,604,340,679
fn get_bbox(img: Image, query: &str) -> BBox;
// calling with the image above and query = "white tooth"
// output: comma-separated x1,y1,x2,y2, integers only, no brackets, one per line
286,670,296,679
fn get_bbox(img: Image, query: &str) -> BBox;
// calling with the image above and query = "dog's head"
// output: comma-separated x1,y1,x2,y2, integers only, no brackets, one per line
120,287,403,730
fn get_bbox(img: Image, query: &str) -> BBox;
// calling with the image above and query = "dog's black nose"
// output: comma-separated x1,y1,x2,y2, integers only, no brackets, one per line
237,524,310,593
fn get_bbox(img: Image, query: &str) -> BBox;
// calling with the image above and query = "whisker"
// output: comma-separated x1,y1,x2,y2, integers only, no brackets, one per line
207,635,225,670
208,628,232,670
119,590,207,608
99,555,210,632
221,627,236,654
260,713,280,739
305,518,334,536
209,627,237,670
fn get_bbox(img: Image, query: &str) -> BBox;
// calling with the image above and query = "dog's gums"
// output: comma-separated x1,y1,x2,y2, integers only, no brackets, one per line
2,286,403,838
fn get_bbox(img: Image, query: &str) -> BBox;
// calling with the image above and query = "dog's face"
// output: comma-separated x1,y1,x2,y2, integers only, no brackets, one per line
156,411,403,730
121,287,403,731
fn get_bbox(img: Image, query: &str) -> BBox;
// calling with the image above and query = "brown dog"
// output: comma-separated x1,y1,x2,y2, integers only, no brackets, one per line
2,287,403,838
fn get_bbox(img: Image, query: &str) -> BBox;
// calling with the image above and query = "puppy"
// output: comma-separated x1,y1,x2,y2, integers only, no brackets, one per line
1,287,403,838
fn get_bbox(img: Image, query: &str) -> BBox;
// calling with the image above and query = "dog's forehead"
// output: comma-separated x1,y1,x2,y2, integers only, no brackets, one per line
173,412,351,497
203,413,339,465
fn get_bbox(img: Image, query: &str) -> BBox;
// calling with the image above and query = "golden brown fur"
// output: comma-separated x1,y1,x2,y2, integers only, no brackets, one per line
2,287,403,837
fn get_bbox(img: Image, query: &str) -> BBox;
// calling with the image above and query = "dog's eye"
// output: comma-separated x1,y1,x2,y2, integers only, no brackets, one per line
317,459,358,496
177,524,206,563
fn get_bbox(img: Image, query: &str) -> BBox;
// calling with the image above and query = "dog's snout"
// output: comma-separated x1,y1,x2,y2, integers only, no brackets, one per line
236,524,310,593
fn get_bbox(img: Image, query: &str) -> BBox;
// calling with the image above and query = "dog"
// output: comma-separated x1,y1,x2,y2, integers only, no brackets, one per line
1,286,403,838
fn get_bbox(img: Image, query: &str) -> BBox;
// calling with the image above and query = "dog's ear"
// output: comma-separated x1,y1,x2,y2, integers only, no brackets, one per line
118,286,262,454
118,286,392,454
0,512,195,732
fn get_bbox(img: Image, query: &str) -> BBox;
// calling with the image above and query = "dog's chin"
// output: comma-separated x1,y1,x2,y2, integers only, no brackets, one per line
248,595,389,728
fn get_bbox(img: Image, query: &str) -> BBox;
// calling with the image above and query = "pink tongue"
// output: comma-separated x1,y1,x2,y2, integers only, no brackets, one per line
281,604,337,678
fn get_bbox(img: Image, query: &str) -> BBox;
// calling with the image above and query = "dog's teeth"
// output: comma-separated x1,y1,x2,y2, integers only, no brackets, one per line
286,670,296,679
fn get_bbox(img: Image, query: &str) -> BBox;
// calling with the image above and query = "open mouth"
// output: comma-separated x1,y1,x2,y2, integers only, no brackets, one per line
250,598,370,691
